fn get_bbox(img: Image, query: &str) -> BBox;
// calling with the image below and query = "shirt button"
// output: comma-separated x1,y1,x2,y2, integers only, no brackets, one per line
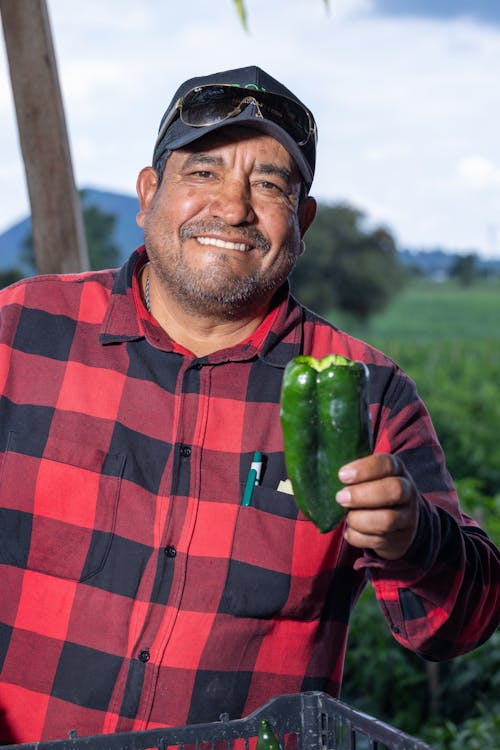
180,445,192,457
138,649,150,663
164,545,177,558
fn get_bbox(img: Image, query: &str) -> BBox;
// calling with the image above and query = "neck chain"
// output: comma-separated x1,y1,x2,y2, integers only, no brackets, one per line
144,265,151,313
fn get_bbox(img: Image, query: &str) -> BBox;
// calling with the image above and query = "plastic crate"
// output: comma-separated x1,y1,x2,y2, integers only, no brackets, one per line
4,691,436,750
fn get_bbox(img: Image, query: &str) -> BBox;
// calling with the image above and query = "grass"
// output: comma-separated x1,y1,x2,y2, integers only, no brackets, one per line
339,276,500,749
326,275,500,506
349,278,500,345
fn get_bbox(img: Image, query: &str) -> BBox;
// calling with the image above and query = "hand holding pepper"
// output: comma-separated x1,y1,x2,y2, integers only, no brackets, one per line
336,453,420,560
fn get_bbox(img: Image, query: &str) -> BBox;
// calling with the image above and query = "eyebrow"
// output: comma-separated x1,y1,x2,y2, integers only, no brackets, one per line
254,163,294,186
181,153,294,186
181,154,224,169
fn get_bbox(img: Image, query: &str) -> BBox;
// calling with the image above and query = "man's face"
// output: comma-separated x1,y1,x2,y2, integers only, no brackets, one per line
136,127,316,318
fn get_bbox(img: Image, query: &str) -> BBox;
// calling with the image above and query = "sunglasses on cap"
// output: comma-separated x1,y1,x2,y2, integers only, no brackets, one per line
154,83,317,150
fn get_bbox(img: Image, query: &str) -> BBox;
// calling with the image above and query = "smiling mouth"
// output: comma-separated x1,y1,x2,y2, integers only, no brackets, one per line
195,236,251,252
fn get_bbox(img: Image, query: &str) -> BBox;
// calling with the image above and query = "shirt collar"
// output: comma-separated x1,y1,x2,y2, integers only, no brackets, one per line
99,246,151,345
99,246,303,367
256,283,303,367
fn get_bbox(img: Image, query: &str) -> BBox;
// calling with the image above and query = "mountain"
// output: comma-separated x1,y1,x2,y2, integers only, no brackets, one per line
399,247,500,278
0,187,143,273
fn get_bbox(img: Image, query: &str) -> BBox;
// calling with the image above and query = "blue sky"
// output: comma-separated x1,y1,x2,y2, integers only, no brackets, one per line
374,0,500,25
1,0,499,257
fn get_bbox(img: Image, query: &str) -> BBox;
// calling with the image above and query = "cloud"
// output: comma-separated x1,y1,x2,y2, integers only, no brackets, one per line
457,156,500,189
372,0,500,27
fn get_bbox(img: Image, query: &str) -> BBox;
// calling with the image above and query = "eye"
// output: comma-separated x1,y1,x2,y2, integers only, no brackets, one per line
191,170,214,179
257,180,285,193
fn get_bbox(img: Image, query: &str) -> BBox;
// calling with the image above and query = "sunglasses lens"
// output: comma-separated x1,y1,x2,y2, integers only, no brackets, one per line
181,86,237,125
260,95,312,145
181,86,313,145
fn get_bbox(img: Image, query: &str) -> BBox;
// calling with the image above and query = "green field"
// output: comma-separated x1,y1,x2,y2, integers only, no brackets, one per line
333,278,500,524
336,278,500,345
338,278,500,749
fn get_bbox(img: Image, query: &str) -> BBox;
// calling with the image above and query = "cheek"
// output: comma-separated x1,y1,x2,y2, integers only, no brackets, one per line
258,202,287,229
267,213,301,252
178,189,210,214
172,180,218,216
147,189,208,233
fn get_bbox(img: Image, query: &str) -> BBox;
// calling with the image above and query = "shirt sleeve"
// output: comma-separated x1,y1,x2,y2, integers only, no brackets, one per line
354,364,500,660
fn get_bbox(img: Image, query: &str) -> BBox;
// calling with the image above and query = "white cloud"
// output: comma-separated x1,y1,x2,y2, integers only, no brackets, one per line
457,156,500,189
364,143,409,162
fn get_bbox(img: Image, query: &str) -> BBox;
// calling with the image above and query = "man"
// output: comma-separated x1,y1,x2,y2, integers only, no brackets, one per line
0,66,498,744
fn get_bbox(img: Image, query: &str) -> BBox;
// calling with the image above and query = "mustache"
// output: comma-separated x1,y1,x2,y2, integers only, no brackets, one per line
180,220,271,252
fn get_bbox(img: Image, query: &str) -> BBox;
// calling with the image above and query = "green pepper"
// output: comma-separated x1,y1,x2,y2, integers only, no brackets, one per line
256,719,282,750
280,354,372,532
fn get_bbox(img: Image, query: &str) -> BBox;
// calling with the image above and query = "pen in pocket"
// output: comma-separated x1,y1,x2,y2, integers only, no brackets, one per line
241,450,263,506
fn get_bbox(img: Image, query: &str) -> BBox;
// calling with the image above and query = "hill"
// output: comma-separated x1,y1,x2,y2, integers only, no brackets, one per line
399,247,500,278
0,187,143,273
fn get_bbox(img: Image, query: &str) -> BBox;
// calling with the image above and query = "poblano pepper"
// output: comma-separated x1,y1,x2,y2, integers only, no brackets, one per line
256,719,282,750
280,354,372,532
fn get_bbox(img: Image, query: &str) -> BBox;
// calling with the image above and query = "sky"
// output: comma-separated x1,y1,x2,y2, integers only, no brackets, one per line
1,0,500,257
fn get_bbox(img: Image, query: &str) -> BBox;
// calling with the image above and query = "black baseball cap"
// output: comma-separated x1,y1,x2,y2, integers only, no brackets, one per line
152,66,317,192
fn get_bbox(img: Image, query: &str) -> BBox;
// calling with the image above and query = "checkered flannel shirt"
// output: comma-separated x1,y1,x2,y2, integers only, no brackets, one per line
1,247,498,744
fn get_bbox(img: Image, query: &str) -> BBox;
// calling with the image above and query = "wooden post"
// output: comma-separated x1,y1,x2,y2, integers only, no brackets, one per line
1,0,89,274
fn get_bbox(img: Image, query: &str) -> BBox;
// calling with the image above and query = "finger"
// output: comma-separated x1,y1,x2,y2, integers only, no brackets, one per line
343,505,412,536
336,475,413,510
341,481,421,560
343,522,414,560
338,453,407,485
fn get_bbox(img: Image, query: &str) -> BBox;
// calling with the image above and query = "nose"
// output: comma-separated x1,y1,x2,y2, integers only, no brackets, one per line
208,177,256,226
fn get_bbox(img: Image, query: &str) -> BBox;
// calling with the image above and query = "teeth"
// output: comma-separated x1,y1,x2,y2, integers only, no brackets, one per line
196,236,249,252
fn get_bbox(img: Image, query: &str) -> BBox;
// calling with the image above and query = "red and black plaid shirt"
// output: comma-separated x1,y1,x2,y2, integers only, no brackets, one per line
1,247,498,744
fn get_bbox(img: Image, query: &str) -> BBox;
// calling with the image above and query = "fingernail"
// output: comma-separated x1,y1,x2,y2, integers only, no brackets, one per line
336,488,351,505
338,466,356,482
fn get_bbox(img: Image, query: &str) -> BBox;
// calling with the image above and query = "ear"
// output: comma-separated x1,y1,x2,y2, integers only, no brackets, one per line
298,196,317,240
136,167,159,228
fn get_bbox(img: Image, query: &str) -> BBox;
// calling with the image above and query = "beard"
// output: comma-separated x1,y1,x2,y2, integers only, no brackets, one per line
143,217,300,319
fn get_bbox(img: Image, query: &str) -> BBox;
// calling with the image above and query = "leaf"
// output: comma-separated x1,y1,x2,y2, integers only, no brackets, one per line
233,0,248,30
232,0,328,30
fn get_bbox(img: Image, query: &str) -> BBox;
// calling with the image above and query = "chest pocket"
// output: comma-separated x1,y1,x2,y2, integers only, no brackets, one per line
0,431,125,581
219,484,343,620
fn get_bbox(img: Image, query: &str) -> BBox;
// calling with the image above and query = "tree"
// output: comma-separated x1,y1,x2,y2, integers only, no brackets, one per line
0,269,23,290
450,253,480,286
79,191,121,271
291,202,406,321
22,192,120,273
